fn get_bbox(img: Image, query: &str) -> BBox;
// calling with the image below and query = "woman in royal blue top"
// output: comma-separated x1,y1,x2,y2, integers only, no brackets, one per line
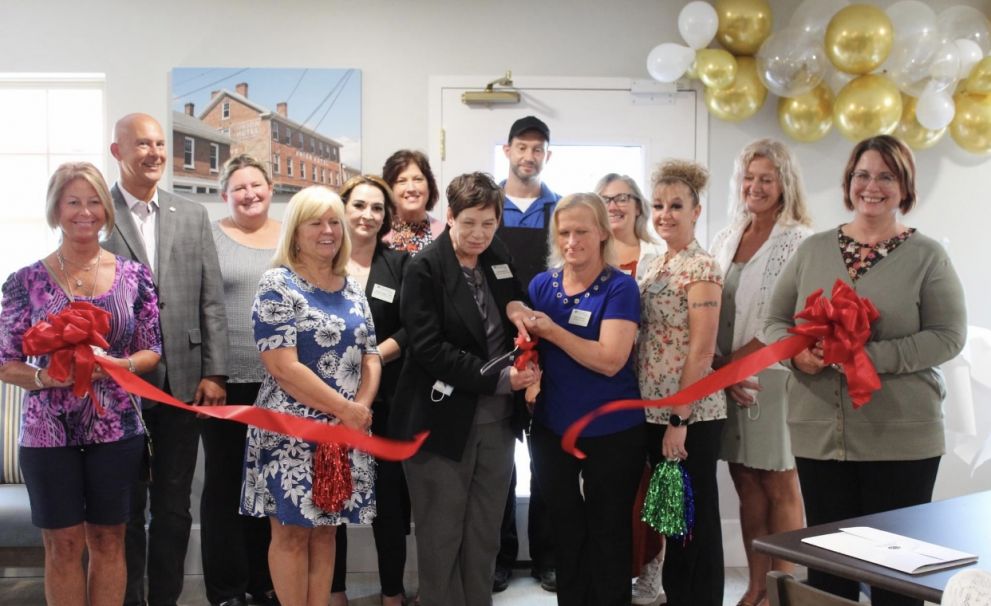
516,192,646,606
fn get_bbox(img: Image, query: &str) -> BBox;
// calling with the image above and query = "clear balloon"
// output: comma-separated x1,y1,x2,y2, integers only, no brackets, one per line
647,43,696,83
715,0,773,56
881,1,939,95
937,6,991,55
954,39,983,80
695,48,738,90
927,41,961,93
833,74,903,140
965,57,991,95
790,0,849,36
679,1,720,50
825,4,894,75
897,94,947,149
704,57,768,121
915,87,956,130
778,84,834,142
950,91,991,154
757,27,828,97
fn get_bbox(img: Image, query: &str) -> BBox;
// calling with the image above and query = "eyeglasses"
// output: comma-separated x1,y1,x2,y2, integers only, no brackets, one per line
602,193,637,206
850,171,898,188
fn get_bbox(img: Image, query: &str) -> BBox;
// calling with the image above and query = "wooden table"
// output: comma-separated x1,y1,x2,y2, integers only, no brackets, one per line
753,491,991,603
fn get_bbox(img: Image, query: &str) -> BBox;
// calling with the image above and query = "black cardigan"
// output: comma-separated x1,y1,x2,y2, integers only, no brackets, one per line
389,230,528,460
365,245,409,435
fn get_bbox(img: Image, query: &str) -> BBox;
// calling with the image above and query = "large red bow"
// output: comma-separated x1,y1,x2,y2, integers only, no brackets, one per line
790,280,881,407
560,279,881,458
22,301,111,413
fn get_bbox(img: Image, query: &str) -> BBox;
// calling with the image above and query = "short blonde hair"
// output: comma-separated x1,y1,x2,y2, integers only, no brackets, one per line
728,138,812,226
272,186,351,277
46,162,116,237
546,193,616,268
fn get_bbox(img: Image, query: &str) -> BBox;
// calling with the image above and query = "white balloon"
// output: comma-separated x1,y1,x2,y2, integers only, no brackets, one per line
928,41,961,93
915,87,955,130
678,1,719,50
937,6,991,54
955,39,984,79
647,43,695,83
882,0,939,96
790,0,849,36
756,28,828,97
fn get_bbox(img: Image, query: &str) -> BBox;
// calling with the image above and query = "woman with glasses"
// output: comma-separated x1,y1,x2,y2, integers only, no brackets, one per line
765,135,966,606
711,140,812,606
594,173,665,605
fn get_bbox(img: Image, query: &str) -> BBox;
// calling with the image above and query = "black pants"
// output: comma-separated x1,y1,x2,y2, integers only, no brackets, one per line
531,421,645,606
796,456,941,606
124,401,201,606
200,383,273,604
497,429,555,572
332,418,412,597
654,419,725,606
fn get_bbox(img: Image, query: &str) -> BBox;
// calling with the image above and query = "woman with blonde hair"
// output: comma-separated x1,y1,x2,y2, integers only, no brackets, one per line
639,160,726,606
711,139,813,606
241,186,380,606
519,192,646,605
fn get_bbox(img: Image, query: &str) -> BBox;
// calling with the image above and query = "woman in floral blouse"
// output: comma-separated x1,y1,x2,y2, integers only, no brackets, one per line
241,186,380,606
637,160,726,606
381,149,445,254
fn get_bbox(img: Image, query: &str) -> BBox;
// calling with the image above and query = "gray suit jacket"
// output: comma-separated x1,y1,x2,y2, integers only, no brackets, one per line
104,184,228,403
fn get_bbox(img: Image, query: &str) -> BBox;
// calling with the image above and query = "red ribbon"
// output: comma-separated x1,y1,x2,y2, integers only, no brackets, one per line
561,279,880,459
22,301,112,415
20,303,428,461
514,334,539,370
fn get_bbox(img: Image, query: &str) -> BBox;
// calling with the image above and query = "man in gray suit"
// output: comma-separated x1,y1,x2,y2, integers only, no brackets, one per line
104,113,228,606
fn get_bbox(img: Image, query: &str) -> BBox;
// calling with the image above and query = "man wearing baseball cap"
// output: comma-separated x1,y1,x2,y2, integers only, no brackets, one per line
500,116,560,228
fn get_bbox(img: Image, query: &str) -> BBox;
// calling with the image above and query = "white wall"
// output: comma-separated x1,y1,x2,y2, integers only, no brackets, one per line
3,0,990,569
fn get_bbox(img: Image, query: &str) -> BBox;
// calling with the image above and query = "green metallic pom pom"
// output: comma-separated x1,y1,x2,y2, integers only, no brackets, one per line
641,460,686,536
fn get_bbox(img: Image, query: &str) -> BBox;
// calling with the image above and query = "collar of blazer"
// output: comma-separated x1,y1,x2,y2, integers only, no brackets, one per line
110,184,153,270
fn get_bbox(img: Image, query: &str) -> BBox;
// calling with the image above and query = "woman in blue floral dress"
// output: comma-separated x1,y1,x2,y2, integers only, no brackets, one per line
240,186,380,606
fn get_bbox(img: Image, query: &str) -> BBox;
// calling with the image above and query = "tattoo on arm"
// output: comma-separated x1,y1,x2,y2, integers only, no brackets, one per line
691,300,719,309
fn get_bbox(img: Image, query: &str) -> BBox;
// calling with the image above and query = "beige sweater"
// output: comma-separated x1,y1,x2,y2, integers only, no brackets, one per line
765,229,967,461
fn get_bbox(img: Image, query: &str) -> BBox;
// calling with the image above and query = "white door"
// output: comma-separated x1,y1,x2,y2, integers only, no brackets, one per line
428,75,710,244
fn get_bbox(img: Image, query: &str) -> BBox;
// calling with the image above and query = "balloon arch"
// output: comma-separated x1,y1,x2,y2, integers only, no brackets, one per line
648,0,991,153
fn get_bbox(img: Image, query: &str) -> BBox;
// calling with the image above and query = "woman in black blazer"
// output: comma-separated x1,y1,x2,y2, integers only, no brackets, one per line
331,175,411,606
391,172,539,606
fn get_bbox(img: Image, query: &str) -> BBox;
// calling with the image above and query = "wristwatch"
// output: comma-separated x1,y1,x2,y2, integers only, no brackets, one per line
669,414,686,427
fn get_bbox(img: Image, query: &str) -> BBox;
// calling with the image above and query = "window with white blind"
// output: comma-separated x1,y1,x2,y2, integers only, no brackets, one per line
0,73,106,291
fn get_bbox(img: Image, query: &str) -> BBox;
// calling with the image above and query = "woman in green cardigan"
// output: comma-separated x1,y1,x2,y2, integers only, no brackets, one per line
764,135,967,606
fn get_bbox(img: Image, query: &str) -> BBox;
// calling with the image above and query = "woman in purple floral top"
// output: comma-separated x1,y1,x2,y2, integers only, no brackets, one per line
0,162,162,606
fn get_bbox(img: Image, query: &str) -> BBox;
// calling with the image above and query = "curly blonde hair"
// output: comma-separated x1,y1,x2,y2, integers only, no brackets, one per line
652,160,709,205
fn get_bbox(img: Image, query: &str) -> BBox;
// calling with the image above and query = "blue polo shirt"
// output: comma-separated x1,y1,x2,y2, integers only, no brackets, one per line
500,181,561,228
529,267,644,437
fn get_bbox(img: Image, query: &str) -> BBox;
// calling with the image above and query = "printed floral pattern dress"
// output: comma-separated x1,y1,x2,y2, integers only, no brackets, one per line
241,267,378,526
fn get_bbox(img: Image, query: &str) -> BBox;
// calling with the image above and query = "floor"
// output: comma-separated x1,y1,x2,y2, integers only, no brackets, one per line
0,566,757,605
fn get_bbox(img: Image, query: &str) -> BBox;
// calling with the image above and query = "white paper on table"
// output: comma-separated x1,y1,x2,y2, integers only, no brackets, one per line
802,527,978,575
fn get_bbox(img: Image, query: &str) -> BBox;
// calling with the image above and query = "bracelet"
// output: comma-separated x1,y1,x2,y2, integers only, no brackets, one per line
33,367,45,389
127,357,137,373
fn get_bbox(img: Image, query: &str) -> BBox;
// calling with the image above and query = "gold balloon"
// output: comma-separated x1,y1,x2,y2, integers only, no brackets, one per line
896,95,946,150
696,49,738,90
705,56,768,122
685,60,700,80
825,4,893,75
965,57,991,95
715,0,772,56
833,74,902,141
778,84,834,142
950,92,991,154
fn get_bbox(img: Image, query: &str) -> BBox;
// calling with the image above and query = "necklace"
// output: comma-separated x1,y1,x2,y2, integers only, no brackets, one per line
57,248,102,298
57,248,101,272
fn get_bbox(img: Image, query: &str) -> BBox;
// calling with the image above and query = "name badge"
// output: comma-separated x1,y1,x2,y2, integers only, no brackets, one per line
568,308,592,327
647,279,668,294
491,264,513,280
370,284,396,303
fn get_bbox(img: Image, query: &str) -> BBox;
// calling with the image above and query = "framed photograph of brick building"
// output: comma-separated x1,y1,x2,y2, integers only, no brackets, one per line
170,67,361,200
